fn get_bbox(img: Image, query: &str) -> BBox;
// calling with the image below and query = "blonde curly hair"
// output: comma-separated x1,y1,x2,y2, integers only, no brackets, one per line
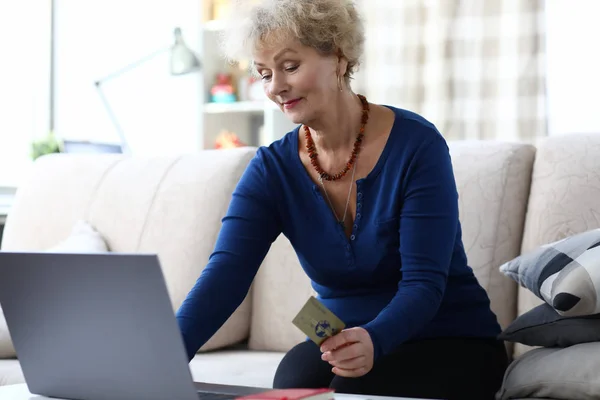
221,0,365,82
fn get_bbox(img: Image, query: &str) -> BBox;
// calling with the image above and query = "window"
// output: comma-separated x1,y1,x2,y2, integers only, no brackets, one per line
546,0,600,135
0,1,52,187
0,1,204,190
53,0,202,155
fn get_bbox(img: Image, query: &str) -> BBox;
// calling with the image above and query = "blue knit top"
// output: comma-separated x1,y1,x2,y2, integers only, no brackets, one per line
176,106,501,361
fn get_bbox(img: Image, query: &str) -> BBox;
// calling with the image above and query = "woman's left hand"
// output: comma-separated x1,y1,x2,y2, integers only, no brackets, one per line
320,327,374,378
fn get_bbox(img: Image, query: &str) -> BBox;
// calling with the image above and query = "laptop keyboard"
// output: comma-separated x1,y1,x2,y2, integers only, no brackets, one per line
197,392,236,400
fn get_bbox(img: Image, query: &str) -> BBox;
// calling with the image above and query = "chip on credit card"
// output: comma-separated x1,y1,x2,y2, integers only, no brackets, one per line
292,296,346,346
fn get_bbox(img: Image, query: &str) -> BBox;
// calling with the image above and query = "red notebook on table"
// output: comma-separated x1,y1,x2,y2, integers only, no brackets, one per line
236,388,335,400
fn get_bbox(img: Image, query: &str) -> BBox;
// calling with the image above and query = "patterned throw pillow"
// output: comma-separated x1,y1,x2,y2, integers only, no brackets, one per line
500,229,600,317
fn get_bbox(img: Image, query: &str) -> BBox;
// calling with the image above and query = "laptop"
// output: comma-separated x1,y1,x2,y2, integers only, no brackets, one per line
0,252,268,400
61,140,123,154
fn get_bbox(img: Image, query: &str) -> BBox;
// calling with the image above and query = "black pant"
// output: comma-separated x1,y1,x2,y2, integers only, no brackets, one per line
273,337,508,400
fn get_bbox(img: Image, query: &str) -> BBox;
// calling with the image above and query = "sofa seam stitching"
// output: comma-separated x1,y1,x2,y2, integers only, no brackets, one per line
487,146,516,294
85,158,126,222
486,149,515,292
135,156,184,252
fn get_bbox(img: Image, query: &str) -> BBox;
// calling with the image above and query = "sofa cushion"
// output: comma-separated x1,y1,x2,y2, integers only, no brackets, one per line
497,342,600,400
0,359,24,386
517,133,600,357
447,141,536,331
0,350,285,389
190,350,285,389
499,302,600,347
249,235,316,351
0,220,108,359
501,228,600,317
1,149,257,352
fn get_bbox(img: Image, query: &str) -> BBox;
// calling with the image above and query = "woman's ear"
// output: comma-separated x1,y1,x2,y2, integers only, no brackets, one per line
337,55,349,78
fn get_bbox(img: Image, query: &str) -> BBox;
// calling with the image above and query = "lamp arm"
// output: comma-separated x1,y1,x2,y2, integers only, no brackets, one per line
93,46,170,154
94,46,171,85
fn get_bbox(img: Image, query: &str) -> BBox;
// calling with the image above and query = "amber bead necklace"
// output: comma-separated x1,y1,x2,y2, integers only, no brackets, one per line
304,94,369,182
304,94,370,227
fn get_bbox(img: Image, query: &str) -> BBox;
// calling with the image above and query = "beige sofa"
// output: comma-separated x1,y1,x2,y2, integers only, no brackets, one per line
1,133,599,397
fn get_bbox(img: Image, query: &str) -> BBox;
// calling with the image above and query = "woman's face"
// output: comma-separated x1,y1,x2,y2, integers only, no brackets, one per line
253,38,341,125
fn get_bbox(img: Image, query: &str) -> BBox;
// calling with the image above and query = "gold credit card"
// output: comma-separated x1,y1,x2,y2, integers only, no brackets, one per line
292,296,346,346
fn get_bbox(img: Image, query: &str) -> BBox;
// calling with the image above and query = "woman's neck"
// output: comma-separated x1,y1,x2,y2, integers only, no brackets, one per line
306,91,363,153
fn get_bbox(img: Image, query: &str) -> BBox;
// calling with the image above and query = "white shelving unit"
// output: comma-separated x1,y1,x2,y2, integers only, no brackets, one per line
198,13,298,150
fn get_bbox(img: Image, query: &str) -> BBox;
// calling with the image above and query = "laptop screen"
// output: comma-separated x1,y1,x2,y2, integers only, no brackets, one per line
62,140,123,154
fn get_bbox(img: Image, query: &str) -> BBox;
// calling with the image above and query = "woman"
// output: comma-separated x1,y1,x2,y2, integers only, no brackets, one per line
176,0,508,398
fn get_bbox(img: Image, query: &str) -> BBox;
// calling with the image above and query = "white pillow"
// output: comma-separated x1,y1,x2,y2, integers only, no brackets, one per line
47,220,109,253
0,220,108,358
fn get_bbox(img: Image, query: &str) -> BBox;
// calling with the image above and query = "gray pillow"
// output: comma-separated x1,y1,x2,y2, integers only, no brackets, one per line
499,302,600,347
499,228,600,317
497,342,600,400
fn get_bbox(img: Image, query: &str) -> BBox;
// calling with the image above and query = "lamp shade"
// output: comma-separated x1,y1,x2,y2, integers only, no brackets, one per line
170,27,201,75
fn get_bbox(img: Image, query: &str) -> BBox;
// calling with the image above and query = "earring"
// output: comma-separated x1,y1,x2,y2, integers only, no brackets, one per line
337,75,343,92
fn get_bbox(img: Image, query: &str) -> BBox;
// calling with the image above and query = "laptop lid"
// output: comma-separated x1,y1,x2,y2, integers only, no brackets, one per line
0,252,198,400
